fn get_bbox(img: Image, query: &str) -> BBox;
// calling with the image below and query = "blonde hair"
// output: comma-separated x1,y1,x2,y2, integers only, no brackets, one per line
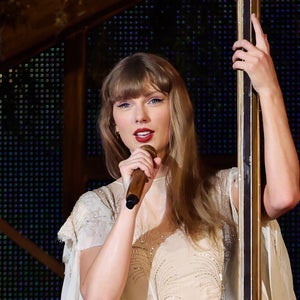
99,52,225,242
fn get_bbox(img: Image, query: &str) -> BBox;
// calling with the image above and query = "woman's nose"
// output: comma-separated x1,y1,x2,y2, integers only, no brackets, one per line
135,105,149,123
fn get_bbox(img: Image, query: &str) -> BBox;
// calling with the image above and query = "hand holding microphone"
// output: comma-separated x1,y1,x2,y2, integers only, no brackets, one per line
126,145,157,209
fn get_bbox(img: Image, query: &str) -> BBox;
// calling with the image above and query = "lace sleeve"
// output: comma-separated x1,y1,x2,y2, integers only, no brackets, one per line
213,167,238,223
57,186,119,300
214,168,296,299
58,187,119,251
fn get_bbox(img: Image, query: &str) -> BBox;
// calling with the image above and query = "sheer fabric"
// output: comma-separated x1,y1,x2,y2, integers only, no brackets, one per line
58,168,295,299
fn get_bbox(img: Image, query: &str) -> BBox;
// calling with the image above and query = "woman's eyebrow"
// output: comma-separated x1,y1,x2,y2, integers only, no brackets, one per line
144,90,163,97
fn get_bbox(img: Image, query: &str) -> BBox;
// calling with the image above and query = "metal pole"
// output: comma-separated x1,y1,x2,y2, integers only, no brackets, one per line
237,1,261,299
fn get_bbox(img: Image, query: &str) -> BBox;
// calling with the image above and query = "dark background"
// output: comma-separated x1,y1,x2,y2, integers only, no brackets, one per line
1,0,299,298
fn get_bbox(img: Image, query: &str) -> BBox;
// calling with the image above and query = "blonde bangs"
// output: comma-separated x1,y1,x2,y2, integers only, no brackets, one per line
106,54,173,103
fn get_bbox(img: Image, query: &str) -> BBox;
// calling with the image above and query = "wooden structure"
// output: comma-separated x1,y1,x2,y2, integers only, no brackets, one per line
0,0,143,279
1,1,262,296
0,0,142,71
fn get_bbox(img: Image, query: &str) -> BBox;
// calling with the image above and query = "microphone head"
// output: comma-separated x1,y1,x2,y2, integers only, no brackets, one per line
140,144,157,159
126,194,139,209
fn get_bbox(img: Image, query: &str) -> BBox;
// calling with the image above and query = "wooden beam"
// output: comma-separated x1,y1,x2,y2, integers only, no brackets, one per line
0,218,64,278
0,0,143,71
63,30,87,218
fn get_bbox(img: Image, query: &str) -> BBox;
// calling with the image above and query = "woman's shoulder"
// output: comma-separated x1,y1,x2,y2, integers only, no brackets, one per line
208,167,238,218
73,179,123,216
209,167,237,190
215,167,237,179
58,180,123,243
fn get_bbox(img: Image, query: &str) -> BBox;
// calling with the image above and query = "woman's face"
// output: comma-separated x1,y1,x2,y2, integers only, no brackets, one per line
112,86,171,158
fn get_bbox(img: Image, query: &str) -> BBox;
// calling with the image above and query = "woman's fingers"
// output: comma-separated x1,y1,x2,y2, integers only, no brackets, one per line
119,148,156,180
251,14,270,53
231,14,274,89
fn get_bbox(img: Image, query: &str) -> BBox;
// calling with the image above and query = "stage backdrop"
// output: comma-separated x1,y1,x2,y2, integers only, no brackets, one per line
1,0,299,298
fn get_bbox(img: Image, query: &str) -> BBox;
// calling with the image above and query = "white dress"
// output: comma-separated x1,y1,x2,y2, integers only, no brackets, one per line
58,168,296,299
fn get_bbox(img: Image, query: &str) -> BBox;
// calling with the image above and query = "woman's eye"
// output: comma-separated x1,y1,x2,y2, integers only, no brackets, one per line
149,97,163,104
116,102,130,109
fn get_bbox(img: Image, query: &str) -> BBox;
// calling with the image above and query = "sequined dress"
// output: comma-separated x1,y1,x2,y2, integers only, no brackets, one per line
58,168,295,299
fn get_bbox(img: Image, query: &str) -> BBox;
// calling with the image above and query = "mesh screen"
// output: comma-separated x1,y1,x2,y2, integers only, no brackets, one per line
1,0,299,298
1,48,64,298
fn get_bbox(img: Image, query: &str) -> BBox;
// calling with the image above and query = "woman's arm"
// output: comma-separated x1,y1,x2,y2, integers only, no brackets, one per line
232,14,300,219
80,204,138,300
80,147,161,299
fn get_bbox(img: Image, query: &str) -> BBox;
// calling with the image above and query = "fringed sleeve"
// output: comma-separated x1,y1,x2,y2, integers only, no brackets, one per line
57,185,120,300
217,168,296,300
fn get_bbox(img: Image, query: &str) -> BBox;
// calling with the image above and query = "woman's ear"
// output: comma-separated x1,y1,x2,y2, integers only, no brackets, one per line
115,126,121,139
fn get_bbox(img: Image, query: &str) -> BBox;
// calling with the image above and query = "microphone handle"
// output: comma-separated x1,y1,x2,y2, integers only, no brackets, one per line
126,169,147,209
126,145,157,209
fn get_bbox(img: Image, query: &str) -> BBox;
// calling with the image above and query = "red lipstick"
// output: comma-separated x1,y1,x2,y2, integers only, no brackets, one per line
134,128,154,143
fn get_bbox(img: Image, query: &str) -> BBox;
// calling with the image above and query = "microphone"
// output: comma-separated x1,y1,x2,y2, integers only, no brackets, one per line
126,145,157,209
